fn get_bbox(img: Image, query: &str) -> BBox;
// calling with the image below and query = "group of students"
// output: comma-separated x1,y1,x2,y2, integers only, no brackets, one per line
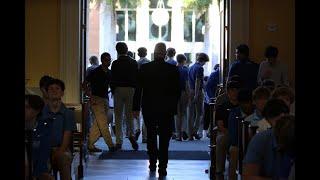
210,44,295,179
25,77,76,180
84,42,295,179
213,78,295,179
25,41,295,179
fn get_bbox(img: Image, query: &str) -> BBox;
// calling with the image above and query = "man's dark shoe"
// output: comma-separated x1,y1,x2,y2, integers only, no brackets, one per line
171,134,177,140
182,131,188,140
215,172,224,180
189,136,194,141
135,129,141,141
158,169,167,177
149,165,156,172
109,146,117,152
129,136,139,151
193,133,202,140
88,146,102,152
115,144,122,151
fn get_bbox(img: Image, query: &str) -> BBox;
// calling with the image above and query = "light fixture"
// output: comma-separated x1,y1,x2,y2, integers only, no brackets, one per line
151,0,169,26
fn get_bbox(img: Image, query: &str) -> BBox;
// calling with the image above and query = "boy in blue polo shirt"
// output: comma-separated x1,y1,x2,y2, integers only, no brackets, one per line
245,86,271,127
25,94,53,180
243,115,295,179
166,47,177,65
188,53,209,140
175,54,189,141
42,78,76,180
227,89,254,180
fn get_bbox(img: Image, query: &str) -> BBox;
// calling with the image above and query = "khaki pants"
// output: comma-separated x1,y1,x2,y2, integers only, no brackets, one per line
216,131,229,173
51,148,72,180
114,87,135,145
228,145,239,180
88,96,114,148
176,91,189,138
188,90,204,136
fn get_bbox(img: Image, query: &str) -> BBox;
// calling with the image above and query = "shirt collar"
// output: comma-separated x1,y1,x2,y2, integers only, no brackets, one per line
43,103,67,115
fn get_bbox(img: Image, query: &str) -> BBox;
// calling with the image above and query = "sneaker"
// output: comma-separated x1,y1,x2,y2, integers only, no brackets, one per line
171,134,177,140
135,129,141,141
142,139,147,143
129,136,139,151
193,133,202,140
115,144,122,151
176,136,182,141
109,146,117,152
88,146,102,152
182,131,188,140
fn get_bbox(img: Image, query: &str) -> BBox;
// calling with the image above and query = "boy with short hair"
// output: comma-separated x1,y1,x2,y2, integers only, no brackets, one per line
42,78,76,180
256,98,289,133
227,89,254,180
214,80,241,177
175,54,189,141
245,86,271,126
271,86,295,115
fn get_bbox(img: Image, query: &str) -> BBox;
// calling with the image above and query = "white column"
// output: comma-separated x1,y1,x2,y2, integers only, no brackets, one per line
136,0,150,49
60,0,80,104
170,0,184,53
99,1,117,59
206,2,220,72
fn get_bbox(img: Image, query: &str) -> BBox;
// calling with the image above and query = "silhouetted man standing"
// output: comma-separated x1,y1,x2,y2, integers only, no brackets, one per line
133,42,180,177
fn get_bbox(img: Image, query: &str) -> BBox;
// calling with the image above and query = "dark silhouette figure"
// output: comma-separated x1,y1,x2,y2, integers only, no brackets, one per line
133,42,180,177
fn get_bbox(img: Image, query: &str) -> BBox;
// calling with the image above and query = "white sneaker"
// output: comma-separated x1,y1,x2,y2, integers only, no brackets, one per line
202,130,208,139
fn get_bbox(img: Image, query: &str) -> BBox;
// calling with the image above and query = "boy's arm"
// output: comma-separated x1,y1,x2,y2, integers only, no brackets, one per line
59,131,72,152
194,67,204,99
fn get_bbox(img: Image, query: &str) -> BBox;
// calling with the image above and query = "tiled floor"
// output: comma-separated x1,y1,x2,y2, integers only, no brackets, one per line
84,157,210,180
94,135,211,151
77,136,212,179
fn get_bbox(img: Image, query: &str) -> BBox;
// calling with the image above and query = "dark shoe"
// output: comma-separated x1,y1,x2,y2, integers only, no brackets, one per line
189,136,194,141
193,133,202,140
88,146,102,152
207,132,211,138
142,139,147,143
135,129,141,141
182,131,188,140
109,146,117,152
176,137,182,141
149,165,156,172
215,172,224,180
171,134,177,140
158,169,167,177
115,144,122,151
129,136,139,151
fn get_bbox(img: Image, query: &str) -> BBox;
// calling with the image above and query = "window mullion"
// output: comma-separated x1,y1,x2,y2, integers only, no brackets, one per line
125,9,129,41
192,10,195,43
